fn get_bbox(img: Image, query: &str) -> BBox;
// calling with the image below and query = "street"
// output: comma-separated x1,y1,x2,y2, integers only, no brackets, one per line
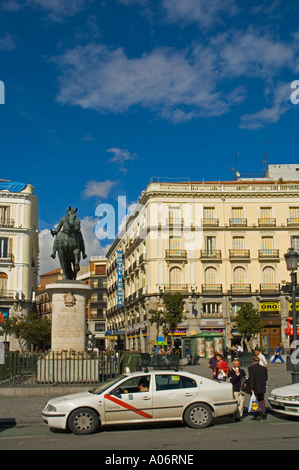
1,410,299,451
0,359,298,451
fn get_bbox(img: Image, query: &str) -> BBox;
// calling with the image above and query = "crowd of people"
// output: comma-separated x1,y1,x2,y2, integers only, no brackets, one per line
208,345,282,421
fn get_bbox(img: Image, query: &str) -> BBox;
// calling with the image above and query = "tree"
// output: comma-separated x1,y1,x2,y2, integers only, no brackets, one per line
1,312,51,352
163,292,186,351
235,303,264,352
149,309,165,350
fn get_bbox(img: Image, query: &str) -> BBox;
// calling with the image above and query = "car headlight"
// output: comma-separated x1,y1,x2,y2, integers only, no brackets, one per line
285,396,299,402
271,395,299,402
46,404,57,412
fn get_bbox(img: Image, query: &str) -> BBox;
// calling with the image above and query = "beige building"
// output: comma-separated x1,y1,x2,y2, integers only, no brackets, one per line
106,166,299,354
0,180,39,350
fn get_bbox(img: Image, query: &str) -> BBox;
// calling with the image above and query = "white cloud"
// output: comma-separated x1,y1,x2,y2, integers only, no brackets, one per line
162,0,239,28
2,0,87,20
52,24,299,127
53,42,244,122
240,82,292,130
107,147,138,164
82,179,118,199
0,34,16,50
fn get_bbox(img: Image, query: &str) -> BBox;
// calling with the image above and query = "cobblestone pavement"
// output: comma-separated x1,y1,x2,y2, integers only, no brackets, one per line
0,357,291,427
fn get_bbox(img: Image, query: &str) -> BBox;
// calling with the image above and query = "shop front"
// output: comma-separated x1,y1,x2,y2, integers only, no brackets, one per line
259,301,281,353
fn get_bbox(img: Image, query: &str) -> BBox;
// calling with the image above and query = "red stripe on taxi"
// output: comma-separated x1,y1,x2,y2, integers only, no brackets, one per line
104,394,152,419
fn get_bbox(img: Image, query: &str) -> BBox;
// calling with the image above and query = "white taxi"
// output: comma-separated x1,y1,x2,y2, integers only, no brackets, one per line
42,370,238,435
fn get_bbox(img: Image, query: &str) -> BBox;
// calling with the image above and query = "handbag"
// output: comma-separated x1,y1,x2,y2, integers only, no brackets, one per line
248,392,260,413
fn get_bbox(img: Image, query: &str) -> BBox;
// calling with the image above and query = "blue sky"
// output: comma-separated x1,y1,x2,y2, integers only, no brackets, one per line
1,0,299,273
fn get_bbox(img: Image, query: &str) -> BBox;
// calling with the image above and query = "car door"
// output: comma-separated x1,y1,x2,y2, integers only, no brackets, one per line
153,374,198,419
104,375,153,424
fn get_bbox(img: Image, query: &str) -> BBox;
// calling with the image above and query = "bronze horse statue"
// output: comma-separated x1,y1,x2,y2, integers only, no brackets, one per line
51,207,87,280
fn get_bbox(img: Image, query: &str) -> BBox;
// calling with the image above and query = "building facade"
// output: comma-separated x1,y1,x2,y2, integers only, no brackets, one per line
77,256,108,350
0,180,39,350
106,170,299,354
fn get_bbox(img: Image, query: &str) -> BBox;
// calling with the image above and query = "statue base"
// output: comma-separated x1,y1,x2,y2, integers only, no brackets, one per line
46,281,92,352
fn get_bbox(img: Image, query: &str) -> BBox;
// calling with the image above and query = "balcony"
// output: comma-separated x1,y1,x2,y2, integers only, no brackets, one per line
229,249,250,259
201,250,222,260
0,253,14,264
166,218,184,226
0,218,14,228
260,284,280,294
0,290,14,299
165,249,187,261
258,218,276,227
229,218,247,227
202,284,222,295
258,249,280,260
202,218,219,227
230,284,251,294
288,218,299,226
164,284,189,293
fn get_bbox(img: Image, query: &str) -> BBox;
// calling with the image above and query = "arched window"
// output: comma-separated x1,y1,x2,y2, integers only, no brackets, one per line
205,267,217,286
262,266,275,286
0,272,8,294
169,267,182,288
233,266,246,286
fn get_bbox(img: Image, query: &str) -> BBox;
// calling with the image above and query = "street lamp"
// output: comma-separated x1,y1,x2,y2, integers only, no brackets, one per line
284,248,299,383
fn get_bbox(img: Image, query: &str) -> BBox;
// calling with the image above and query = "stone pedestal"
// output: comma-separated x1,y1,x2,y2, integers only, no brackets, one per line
46,281,92,352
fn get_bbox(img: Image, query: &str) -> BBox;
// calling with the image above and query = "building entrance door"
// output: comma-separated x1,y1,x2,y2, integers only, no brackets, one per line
261,326,281,352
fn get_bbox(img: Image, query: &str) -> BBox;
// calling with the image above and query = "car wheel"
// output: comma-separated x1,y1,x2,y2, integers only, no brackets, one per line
68,408,100,435
184,403,213,429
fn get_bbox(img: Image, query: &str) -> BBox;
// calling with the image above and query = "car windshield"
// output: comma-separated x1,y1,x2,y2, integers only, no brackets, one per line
89,375,127,395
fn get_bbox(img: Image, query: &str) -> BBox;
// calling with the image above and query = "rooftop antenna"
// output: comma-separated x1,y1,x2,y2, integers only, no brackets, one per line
263,141,271,168
230,151,240,180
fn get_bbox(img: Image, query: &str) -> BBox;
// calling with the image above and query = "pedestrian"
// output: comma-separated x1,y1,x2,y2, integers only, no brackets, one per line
254,347,269,371
209,352,218,379
246,356,268,420
236,344,243,358
185,345,192,365
228,359,246,421
272,343,285,364
214,353,230,381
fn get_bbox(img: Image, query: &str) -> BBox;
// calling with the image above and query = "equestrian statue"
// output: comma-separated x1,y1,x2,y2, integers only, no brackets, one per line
50,207,87,280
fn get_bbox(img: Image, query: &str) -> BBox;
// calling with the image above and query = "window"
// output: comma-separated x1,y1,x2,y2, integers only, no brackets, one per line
233,266,246,285
290,207,299,221
0,206,10,225
95,322,106,332
260,207,272,221
232,237,245,251
169,236,182,251
202,303,222,315
205,236,216,254
292,236,299,253
261,236,274,252
155,374,197,391
231,207,244,222
204,267,217,285
262,266,276,285
112,375,151,395
169,267,182,286
168,207,181,224
0,272,8,293
0,238,9,258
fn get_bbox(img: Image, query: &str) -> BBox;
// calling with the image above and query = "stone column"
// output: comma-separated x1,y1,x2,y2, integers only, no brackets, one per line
46,281,92,352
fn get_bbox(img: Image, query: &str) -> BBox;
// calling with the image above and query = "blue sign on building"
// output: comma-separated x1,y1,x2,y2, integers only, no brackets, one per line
117,250,124,308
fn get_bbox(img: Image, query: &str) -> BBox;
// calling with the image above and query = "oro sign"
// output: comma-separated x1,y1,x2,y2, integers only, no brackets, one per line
259,302,279,312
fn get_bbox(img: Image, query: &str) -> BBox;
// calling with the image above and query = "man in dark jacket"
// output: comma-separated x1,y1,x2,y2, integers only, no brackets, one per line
228,359,246,421
246,356,268,420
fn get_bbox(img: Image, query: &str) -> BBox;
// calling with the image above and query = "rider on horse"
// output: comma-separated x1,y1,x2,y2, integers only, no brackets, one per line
50,207,87,260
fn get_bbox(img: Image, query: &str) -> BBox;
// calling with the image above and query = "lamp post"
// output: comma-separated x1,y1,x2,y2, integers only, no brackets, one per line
284,248,299,384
